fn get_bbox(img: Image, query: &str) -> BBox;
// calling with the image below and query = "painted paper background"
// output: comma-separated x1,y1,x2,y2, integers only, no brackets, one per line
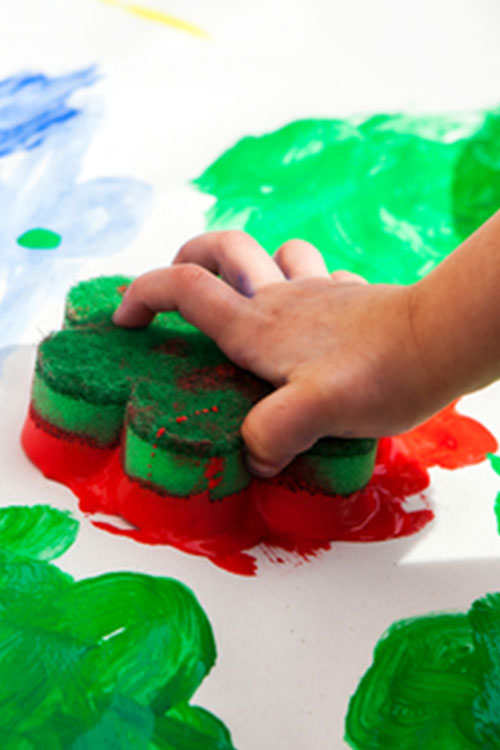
1,1,500,747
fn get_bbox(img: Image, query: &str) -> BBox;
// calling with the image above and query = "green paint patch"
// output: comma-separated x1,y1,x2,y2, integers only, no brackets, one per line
488,453,500,534
0,504,78,561
17,227,62,250
452,112,500,239
0,504,236,748
194,111,500,284
345,592,500,749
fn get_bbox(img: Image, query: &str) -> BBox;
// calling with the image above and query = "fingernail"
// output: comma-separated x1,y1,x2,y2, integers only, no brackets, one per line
246,456,280,478
112,301,129,325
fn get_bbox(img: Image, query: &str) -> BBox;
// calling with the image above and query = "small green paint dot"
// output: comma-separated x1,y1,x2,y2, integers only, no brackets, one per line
17,228,62,250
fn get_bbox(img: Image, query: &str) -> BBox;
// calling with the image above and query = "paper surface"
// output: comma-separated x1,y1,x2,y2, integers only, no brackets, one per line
1,2,500,747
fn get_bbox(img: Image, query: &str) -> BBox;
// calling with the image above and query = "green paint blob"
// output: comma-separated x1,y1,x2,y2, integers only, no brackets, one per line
194,111,500,284
345,592,500,749
0,504,236,748
17,228,62,250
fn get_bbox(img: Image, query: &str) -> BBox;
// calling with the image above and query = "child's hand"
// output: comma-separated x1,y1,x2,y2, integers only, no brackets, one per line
114,231,439,476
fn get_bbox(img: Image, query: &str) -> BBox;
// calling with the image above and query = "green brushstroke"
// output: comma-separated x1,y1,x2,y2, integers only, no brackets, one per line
345,592,500,749
488,453,500,534
17,227,62,249
194,110,500,284
452,112,500,238
0,504,236,749
0,504,78,561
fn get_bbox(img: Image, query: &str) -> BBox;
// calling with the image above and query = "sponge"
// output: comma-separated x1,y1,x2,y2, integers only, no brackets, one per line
28,275,377,499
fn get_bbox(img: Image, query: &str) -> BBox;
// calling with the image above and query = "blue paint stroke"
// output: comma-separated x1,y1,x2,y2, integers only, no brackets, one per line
0,68,97,157
0,68,153,370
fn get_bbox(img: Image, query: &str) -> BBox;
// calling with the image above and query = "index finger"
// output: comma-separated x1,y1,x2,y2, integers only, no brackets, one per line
112,263,248,347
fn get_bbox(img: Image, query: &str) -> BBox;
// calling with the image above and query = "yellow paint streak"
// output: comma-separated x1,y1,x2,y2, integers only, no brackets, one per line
98,0,210,39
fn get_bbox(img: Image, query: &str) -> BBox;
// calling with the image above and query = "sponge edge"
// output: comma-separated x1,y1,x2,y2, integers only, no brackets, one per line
292,443,378,496
29,275,378,498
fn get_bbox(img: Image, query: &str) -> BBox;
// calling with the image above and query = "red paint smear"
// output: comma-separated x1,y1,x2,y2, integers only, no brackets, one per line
205,457,224,490
20,400,496,575
395,399,498,469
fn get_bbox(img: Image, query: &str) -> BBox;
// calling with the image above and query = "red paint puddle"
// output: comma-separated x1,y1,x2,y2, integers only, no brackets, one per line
21,399,497,576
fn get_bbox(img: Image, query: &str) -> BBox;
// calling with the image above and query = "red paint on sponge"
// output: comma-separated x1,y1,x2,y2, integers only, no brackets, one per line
205,457,224,490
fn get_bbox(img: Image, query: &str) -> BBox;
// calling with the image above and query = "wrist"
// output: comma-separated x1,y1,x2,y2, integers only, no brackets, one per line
408,271,479,410
381,281,454,430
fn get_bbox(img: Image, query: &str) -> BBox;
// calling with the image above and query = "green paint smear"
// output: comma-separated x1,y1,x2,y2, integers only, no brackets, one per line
17,228,62,250
0,504,78,561
194,110,500,284
345,591,500,749
488,453,500,535
0,504,236,749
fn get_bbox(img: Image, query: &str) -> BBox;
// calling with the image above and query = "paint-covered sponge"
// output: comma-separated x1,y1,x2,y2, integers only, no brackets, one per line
22,276,385,573
26,275,377,498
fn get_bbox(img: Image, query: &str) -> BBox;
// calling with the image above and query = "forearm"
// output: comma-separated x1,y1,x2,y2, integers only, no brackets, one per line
412,208,500,406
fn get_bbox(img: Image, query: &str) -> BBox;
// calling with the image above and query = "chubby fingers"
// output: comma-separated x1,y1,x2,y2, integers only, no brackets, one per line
174,230,284,296
112,264,247,346
242,376,332,476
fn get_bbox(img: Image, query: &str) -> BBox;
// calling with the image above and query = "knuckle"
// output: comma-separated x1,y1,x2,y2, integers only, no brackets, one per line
172,263,211,294
217,230,252,258
218,229,251,244
174,262,208,287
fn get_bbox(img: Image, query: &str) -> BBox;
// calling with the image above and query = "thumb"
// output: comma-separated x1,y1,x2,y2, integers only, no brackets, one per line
241,379,330,477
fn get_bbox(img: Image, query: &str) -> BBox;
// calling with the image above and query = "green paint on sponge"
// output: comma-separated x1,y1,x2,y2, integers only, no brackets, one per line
32,372,125,446
298,441,378,496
